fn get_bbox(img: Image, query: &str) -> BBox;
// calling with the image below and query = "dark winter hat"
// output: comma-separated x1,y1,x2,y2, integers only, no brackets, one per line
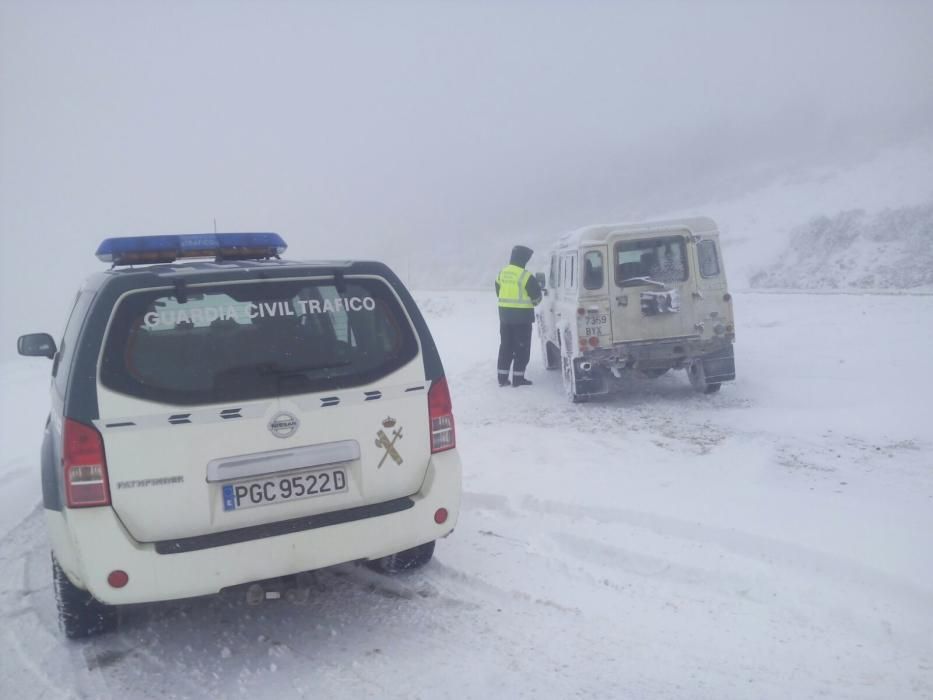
509,245,534,267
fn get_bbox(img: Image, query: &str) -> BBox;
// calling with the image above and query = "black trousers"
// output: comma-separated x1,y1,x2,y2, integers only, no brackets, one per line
497,322,533,377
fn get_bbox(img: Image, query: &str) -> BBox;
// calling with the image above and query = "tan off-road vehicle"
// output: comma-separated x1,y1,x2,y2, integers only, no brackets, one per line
535,217,736,402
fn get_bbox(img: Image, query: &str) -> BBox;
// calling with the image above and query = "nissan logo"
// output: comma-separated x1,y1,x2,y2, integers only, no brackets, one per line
268,412,299,439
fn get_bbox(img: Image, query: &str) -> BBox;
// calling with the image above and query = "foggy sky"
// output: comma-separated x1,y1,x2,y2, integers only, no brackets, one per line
2,0,932,356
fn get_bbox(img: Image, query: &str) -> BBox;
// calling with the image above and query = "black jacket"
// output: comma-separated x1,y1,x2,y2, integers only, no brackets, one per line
495,245,542,324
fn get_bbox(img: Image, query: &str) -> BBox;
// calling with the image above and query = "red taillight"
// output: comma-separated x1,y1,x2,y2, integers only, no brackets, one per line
434,508,449,524
63,418,111,508
428,377,456,453
588,336,599,347
107,570,129,588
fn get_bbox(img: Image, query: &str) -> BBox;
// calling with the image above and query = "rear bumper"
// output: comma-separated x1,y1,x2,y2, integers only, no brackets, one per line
46,450,461,605
585,335,733,368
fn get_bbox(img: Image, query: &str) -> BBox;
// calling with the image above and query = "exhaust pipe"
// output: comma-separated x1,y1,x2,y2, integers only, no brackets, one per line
246,583,265,606
246,582,283,604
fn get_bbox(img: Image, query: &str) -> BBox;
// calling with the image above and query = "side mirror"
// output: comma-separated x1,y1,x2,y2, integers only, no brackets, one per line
18,333,57,359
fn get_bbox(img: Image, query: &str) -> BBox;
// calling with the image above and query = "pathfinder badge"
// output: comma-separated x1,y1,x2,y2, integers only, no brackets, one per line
375,416,404,468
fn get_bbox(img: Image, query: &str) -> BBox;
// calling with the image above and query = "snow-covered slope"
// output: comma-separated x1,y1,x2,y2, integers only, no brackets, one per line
388,136,933,293
2,291,931,699
750,202,933,291
662,137,933,290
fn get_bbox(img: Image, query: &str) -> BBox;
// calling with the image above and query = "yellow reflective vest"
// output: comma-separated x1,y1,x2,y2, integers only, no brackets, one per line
497,264,534,309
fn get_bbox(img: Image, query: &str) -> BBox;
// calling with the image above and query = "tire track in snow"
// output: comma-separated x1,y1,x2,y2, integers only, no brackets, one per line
520,495,933,621
0,507,113,700
1,508,219,700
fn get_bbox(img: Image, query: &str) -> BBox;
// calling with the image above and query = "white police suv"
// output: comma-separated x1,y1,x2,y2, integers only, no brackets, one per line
17,233,461,638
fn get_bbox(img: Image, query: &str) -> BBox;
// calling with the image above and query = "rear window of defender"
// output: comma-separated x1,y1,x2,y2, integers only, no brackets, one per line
614,235,688,287
99,277,419,405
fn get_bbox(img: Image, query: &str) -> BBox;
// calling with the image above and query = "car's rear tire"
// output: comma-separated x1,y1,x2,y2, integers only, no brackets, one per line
366,541,435,574
541,338,560,370
52,555,117,639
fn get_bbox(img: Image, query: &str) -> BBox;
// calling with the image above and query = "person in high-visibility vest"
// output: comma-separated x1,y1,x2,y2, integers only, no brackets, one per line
495,245,542,387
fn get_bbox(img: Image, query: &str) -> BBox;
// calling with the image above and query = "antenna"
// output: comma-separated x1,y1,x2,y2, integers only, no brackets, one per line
213,218,218,233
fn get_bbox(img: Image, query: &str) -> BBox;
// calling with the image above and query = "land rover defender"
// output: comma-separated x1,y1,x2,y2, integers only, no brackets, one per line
535,217,736,401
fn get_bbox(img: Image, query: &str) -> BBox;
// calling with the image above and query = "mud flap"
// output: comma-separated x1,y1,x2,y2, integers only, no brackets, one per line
700,345,736,384
573,359,610,397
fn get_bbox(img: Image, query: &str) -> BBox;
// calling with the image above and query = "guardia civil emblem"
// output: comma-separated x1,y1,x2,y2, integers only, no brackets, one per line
375,417,404,468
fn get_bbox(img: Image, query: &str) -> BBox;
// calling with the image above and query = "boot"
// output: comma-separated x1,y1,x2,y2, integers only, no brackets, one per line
512,376,532,387
498,373,511,387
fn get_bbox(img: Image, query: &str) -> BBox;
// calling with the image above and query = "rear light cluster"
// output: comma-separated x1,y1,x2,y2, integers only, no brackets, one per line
63,418,111,508
427,377,456,453
107,570,129,588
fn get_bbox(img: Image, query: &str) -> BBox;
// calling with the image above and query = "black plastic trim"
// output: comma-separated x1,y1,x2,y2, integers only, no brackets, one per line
155,497,415,555
41,420,61,511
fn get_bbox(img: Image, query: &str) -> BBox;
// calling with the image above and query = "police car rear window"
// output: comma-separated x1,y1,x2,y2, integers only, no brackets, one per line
99,277,419,405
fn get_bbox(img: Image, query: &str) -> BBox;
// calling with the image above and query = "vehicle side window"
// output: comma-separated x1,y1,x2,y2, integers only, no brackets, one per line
582,251,604,290
53,291,95,397
548,255,558,288
562,255,576,290
697,239,720,277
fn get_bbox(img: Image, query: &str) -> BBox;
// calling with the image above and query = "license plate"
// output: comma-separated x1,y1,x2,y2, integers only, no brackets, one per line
222,466,348,512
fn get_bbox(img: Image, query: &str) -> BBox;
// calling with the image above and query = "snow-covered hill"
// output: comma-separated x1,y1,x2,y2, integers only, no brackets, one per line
749,202,933,291
384,137,933,293
664,137,933,291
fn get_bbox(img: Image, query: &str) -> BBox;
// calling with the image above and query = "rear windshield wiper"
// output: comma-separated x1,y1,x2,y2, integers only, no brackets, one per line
620,276,667,289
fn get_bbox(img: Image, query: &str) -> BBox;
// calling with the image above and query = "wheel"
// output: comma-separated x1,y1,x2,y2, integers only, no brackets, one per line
366,541,435,574
541,339,561,370
52,555,117,639
688,360,721,394
639,368,669,379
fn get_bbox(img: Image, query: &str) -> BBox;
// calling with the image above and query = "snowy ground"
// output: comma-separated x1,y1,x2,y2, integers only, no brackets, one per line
1,291,932,699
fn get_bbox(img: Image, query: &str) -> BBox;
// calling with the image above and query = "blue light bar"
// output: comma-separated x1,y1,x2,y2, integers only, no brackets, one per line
96,233,287,264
